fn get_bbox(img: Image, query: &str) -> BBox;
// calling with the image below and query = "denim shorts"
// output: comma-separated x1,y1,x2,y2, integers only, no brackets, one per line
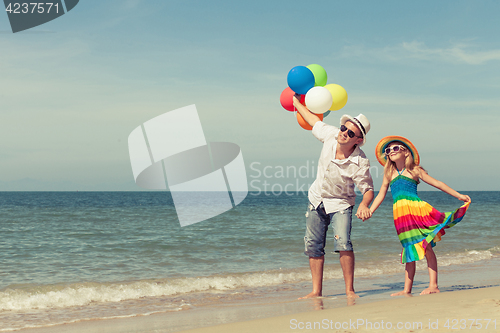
304,202,353,257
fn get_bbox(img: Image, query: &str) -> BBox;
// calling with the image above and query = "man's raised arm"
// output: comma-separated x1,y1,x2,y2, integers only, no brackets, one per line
293,95,321,128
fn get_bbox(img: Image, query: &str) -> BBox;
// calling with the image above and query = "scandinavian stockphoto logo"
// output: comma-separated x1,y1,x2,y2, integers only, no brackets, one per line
3,0,79,33
128,105,248,227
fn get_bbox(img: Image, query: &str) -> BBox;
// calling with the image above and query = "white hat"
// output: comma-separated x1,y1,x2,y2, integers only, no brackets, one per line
340,114,370,146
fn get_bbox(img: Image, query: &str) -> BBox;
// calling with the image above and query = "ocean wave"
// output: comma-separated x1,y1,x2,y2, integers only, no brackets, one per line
438,249,494,267
332,249,497,278
488,246,500,253
0,249,495,312
0,270,311,311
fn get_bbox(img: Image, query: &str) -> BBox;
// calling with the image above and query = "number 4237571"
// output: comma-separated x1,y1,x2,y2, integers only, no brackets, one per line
5,3,59,14
443,319,496,330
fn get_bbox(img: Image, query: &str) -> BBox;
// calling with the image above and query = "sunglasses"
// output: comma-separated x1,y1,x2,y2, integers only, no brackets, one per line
340,125,361,138
384,145,406,155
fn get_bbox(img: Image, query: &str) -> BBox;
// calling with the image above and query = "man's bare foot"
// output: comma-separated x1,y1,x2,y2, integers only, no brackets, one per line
298,291,322,299
391,290,411,296
346,291,359,298
420,287,440,295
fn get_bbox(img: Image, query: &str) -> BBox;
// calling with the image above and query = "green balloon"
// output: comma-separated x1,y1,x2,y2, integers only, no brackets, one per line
306,64,328,87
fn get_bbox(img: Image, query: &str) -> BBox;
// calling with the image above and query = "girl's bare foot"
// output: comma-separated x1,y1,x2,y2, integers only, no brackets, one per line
298,291,322,299
346,291,359,298
391,290,411,296
420,287,440,295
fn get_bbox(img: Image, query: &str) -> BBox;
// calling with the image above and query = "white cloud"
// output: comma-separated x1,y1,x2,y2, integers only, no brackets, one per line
401,41,500,65
339,41,500,65
122,0,144,10
350,92,500,109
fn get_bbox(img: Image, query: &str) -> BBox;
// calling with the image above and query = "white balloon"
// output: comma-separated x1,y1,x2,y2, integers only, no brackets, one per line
305,86,333,114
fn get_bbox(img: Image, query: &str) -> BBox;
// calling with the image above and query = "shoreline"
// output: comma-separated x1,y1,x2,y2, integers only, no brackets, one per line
181,286,500,333
15,286,500,333
13,257,500,333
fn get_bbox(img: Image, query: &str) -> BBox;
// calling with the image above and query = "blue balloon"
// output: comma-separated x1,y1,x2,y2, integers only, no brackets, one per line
287,66,315,95
323,111,331,118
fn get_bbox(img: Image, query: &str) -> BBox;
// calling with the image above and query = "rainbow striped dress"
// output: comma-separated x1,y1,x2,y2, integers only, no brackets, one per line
390,175,470,263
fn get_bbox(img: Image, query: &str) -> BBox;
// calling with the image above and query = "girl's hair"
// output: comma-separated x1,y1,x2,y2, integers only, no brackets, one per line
383,141,425,183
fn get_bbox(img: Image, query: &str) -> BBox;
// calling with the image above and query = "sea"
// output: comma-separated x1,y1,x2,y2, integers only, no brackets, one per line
0,191,499,331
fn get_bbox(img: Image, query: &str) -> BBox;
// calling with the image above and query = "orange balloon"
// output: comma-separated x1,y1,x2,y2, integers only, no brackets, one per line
296,112,324,130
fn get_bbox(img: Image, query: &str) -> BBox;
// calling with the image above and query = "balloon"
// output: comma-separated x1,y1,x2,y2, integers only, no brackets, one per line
287,66,315,95
325,84,348,111
297,112,323,131
296,111,324,130
280,87,305,111
305,86,333,114
323,111,331,118
306,64,327,87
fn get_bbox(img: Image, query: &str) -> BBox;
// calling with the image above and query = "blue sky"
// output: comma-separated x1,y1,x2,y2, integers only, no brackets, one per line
1,0,499,191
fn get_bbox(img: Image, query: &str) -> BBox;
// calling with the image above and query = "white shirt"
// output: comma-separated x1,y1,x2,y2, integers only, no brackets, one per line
308,121,374,214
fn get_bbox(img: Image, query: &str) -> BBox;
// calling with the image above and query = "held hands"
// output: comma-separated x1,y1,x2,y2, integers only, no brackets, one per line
356,204,372,222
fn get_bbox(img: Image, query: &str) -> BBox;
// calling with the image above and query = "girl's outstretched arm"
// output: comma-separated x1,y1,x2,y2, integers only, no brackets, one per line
369,175,390,215
417,167,471,202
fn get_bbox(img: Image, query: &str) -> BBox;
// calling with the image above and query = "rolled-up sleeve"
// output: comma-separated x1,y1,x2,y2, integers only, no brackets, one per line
312,121,339,143
352,159,374,195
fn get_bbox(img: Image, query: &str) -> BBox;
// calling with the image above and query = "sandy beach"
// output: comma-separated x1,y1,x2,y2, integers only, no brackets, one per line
18,286,499,333
11,254,500,333
182,287,500,333
183,288,500,333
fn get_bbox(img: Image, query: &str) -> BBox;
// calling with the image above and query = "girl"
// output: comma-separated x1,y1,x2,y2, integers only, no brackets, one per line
369,136,471,296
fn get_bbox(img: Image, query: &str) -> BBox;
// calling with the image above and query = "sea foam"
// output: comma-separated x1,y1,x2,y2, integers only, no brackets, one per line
0,248,495,312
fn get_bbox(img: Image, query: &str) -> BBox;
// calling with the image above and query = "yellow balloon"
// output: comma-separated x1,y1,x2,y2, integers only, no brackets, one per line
325,84,348,111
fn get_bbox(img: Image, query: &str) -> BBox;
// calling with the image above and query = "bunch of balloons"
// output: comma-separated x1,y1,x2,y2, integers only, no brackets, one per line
280,64,348,130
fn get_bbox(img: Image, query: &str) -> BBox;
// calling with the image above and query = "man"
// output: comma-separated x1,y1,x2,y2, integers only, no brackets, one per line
293,96,374,299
